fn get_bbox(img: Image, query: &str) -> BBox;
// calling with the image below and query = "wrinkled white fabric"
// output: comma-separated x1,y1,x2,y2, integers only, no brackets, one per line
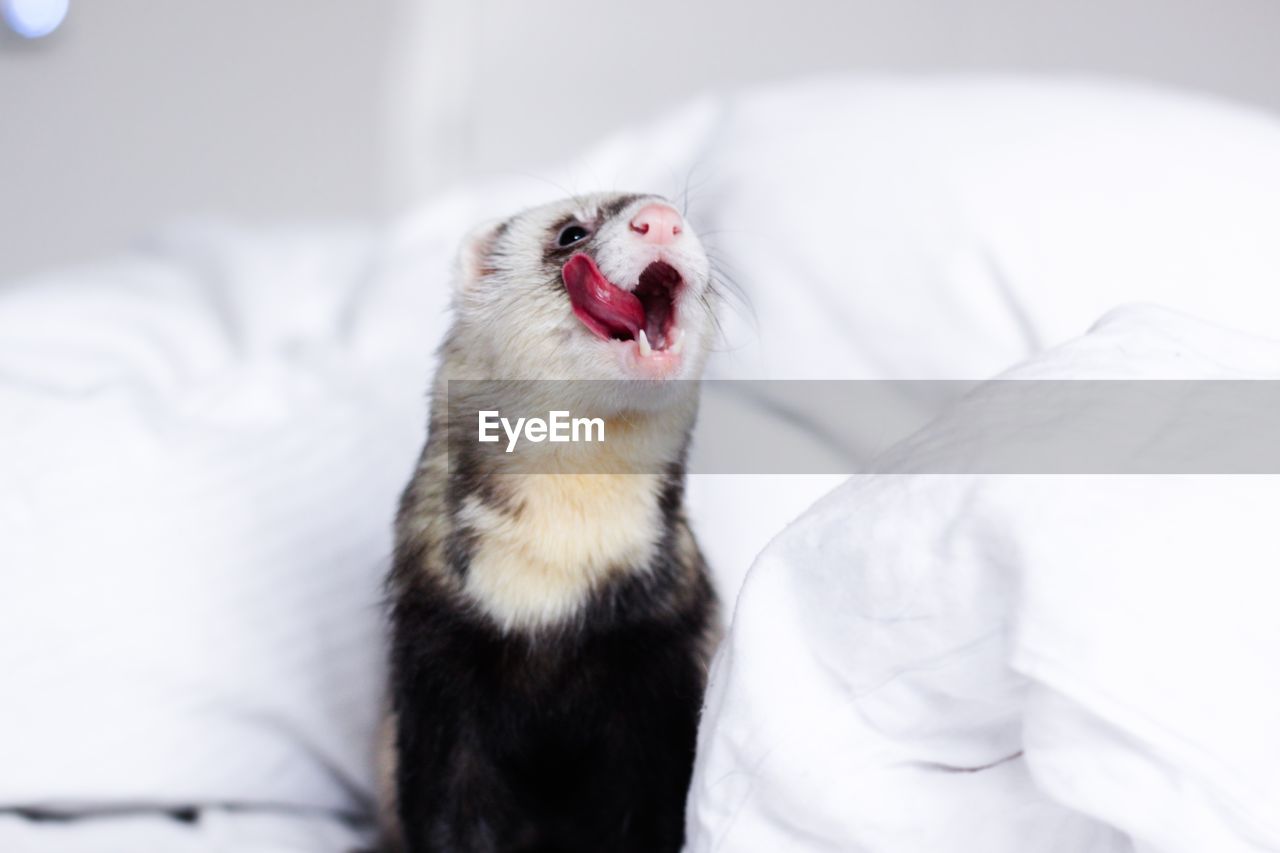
687,308,1280,853
0,809,373,853
5,77,1280,850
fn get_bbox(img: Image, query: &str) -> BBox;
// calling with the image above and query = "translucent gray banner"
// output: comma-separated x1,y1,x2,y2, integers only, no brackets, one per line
444,380,1280,474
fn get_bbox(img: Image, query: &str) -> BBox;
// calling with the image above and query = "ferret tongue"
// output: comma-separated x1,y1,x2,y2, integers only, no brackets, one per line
562,253,645,341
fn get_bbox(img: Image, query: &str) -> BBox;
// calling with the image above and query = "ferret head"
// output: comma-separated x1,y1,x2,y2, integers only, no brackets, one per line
447,192,715,388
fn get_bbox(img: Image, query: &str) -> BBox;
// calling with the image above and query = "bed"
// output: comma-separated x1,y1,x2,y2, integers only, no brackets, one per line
3,77,1280,851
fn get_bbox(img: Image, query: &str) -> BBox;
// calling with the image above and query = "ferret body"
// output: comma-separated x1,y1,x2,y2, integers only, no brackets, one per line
385,193,720,852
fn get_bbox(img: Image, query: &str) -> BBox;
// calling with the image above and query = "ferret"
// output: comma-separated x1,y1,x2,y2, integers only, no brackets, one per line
383,192,722,852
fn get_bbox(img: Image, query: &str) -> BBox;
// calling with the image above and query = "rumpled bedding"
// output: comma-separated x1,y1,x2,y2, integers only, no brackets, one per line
0,809,370,853
686,307,1280,853
5,76,1280,851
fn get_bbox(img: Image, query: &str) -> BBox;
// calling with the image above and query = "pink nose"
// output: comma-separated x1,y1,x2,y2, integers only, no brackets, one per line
629,203,683,245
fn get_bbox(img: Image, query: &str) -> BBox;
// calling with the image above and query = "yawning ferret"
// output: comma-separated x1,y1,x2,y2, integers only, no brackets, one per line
383,193,721,853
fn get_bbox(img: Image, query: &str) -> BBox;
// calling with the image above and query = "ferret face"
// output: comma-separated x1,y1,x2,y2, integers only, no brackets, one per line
450,192,715,386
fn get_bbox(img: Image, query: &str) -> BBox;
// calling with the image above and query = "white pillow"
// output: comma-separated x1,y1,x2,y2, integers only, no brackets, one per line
0,226,432,812
685,76,1280,380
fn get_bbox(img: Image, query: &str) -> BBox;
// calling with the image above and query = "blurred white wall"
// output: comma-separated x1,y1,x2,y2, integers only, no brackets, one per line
3,0,1279,282
0,1,395,281
393,0,1280,202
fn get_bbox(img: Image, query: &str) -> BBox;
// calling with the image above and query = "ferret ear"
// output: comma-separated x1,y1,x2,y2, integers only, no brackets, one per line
455,219,504,291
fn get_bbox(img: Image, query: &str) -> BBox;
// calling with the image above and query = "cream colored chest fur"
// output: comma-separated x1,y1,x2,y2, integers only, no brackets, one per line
457,473,664,630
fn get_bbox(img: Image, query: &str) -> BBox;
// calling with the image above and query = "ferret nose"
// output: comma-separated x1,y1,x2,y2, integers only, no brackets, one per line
629,203,683,245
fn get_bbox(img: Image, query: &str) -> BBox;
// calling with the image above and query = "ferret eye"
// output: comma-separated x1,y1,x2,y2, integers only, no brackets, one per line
556,224,591,247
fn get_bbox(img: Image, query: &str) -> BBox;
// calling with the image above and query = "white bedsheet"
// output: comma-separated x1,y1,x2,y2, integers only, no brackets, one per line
686,307,1280,853
7,76,1280,850
0,809,372,853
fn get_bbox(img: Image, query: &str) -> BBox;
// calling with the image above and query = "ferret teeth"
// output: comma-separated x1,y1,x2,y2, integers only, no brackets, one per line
637,329,653,357
670,328,685,355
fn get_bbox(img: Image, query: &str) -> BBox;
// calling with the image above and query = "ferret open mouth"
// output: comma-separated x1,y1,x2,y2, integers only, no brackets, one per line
562,254,685,355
